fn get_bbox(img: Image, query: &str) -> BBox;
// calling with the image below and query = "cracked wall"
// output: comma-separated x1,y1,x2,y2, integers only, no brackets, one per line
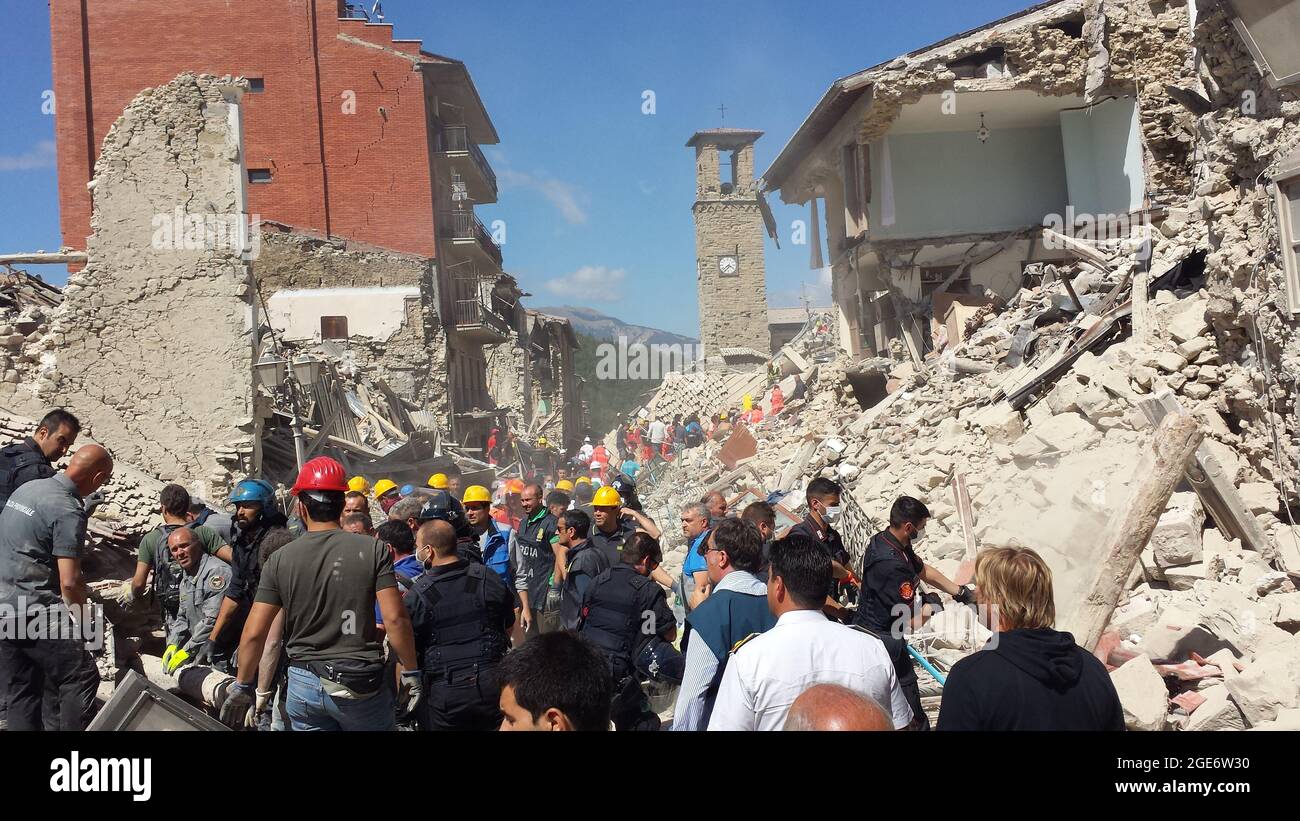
26,73,259,491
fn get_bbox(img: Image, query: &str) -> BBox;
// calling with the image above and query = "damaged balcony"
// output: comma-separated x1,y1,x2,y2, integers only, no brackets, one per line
452,272,511,343
436,125,498,204
439,209,503,268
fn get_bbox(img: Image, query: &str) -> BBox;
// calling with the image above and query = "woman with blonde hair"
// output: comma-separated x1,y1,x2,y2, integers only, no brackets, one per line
936,547,1124,731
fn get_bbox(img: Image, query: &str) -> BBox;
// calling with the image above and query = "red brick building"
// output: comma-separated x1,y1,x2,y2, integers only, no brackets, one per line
50,0,515,445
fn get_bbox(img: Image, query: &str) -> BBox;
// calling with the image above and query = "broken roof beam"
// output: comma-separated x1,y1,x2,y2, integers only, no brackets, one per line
1137,390,1277,566
0,251,88,265
1067,410,1203,652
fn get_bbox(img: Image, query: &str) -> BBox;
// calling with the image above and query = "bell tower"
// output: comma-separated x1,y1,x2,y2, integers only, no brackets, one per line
688,128,770,359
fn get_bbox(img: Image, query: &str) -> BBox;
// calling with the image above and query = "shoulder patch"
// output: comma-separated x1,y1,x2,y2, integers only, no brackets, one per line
899,581,914,600
208,573,227,592
729,632,760,655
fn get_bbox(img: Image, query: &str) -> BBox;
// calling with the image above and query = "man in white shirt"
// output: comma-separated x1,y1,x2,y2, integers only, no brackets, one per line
707,534,913,731
648,418,667,454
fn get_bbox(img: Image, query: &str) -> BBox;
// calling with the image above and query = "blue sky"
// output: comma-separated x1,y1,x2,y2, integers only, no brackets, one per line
0,0,1033,337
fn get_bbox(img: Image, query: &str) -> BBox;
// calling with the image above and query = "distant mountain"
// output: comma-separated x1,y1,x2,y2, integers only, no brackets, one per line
532,305,697,347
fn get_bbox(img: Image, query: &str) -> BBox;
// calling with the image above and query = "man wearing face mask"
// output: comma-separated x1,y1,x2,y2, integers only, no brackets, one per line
787,478,855,606
405,519,514,731
854,495,973,730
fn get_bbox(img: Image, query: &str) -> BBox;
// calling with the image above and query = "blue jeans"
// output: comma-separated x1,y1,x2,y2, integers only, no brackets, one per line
285,665,396,731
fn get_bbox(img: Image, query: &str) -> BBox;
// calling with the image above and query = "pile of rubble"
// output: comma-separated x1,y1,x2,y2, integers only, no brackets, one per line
633,241,1299,730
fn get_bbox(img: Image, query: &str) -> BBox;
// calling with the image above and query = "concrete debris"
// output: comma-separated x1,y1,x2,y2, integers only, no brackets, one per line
1109,654,1168,731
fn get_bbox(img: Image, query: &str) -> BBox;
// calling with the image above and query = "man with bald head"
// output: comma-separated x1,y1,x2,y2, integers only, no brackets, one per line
784,684,894,731
405,518,513,730
0,443,113,730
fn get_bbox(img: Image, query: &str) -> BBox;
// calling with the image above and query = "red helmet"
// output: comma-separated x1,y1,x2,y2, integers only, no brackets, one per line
291,456,349,495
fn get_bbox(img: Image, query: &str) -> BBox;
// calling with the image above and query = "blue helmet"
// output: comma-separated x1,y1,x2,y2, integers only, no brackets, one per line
399,484,416,497
228,478,276,506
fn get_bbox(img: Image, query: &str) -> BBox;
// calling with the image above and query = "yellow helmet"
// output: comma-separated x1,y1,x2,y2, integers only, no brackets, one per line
372,479,398,499
462,485,492,504
538,436,549,447
592,486,622,507
347,476,370,494
575,476,591,486
428,472,449,489
556,479,574,492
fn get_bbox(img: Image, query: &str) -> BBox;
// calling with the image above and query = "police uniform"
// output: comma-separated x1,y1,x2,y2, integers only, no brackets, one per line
559,539,610,631
165,552,232,658
788,515,850,599
405,559,514,731
214,512,289,657
513,509,559,633
706,609,913,731
0,473,100,731
578,563,677,731
588,517,637,566
854,528,928,729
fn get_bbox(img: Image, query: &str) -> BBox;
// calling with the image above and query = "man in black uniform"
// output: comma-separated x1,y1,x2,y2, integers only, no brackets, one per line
0,409,80,510
578,532,679,731
405,519,514,731
204,479,288,669
854,495,973,730
787,478,854,591
416,490,482,565
557,510,609,631
515,483,559,636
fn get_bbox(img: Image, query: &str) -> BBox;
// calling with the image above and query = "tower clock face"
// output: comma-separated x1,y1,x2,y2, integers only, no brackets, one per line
718,255,738,275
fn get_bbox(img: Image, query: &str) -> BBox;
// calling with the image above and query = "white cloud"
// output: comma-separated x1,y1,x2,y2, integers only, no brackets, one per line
770,266,833,308
544,265,625,302
496,166,588,224
0,140,56,172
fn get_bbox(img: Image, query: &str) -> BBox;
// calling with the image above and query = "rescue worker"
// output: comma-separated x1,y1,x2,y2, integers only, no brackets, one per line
589,485,658,565
161,526,232,675
373,478,400,515
343,490,370,517
557,510,609,630
130,484,231,632
787,478,857,609
405,519,514,731
740,500,777,580
577,532,679,731
464,485,513,589
220,456,420,731
672,518,774,731
512,483,558,638
555,479,575,495
707,535,912,731
204,478,289,669
428,472,449,491
0,408,80,510
414,490,482,564
854,495,973,730
0,445,113,731
572,480,595,517
347,476,370,496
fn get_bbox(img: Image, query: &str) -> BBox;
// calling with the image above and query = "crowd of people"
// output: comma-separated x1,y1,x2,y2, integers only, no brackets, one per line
0,406,1125,732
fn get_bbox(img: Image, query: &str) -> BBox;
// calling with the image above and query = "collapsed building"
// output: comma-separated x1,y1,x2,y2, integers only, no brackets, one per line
632,0,1300,731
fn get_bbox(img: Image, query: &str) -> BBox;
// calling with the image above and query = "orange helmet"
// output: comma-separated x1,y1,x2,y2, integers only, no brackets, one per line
507,478,524,495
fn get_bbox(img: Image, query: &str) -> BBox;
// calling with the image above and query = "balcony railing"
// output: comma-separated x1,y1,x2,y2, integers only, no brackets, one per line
454,297,511,338
437,125,497,195
439,210,502,266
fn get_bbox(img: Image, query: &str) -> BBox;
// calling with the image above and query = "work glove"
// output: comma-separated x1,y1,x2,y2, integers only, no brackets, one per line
397,670,423,716
954,586,977,605
921,592,944,613
246,689,275,730
117,580,136,606
220,682,256,729
165,648,191,674
161,644,178,669
83,491,106,516
192,642,214,667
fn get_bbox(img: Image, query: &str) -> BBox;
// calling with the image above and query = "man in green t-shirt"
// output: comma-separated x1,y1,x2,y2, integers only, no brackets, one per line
131,484,231,627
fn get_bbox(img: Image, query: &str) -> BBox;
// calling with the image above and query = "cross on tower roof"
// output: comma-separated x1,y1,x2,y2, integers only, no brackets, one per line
718,103,726,123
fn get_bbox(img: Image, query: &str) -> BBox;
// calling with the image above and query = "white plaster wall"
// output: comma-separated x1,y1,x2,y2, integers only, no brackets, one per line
1060,96,1145,217
266,287,419,342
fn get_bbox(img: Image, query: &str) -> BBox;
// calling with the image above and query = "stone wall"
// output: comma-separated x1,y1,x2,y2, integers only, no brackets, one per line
693,190,771,357
17,73,258,492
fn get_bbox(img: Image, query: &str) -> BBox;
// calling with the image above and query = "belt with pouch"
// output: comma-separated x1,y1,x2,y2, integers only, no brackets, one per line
290,657,386,700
